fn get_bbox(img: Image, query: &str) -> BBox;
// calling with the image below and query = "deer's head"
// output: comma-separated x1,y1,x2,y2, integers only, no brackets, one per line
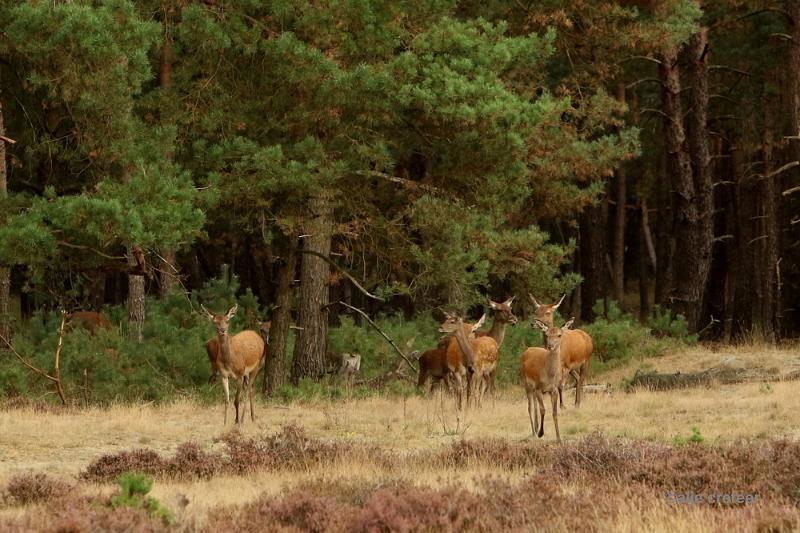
201,304,239,336
438,312,486,336
533,317,575,353
489,296,518,325
529,293,565,327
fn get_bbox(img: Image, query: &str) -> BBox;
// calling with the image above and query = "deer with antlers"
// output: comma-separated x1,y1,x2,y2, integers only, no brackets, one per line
529,294,594,408
201,304,265,426
520,317,575,442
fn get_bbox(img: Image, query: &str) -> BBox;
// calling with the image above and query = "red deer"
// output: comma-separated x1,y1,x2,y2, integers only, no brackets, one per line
201,304,265,426
439,313,498,408
207,320,269,385
475,297,517,393
520,318,575,443
416,313,460,393
529,294,594,408
65,311,112,334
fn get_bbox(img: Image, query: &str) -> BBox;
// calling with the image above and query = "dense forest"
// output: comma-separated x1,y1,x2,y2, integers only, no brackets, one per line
0,0,798,390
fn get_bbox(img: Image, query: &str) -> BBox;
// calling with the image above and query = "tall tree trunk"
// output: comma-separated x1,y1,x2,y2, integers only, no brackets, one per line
779,0,800,337
654,146,674,306
579,203,604,321
685,28,714,333
157,32,179,298
612,82,627,308
127,247,146,342
639,201,653,321
755,103,778,342
263,232,298,396
660,36,712,333
0,93,9,339
291,193,333,383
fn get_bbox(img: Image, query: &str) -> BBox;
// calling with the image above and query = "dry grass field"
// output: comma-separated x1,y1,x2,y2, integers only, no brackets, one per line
1,343,799,531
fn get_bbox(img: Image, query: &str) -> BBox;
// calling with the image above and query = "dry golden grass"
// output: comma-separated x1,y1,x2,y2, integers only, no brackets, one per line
1,343,799,530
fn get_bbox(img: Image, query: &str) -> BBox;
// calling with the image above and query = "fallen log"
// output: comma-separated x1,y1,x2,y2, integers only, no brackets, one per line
626,365,800,392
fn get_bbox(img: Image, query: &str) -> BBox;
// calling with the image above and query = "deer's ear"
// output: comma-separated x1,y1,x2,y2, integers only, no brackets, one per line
504,295,515,306
473,313,486,331
554,294,566,309
226,304,239,320
529,293,541,308
489,300,499,310
200,304,214,321
563,317,575,330
533,319,549,333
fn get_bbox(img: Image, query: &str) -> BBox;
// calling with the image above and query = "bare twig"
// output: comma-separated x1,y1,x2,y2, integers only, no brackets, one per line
298,249,385,301
53,311,67,405
336,301,416,373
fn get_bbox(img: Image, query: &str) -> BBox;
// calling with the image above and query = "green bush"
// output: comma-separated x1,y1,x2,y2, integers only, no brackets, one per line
111,472,173,524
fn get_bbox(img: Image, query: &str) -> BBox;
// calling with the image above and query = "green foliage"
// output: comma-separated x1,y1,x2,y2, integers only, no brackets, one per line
647,306,697,343
583,301,695,373
111,472,172,524
673,426,704,446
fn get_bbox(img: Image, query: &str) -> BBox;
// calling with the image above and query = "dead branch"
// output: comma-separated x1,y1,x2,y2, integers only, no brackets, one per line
354,170,446,196
336,300,417,373
783,185,800,196
298,249,385,302
0,135,16,144
0,314,68,405
53,311,67,405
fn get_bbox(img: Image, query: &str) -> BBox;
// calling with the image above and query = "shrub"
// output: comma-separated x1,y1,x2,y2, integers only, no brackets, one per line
111,473,173,525
4,473,72,505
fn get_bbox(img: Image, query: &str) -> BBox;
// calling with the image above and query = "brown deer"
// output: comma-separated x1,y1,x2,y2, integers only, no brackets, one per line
65,311,112,334
201,304,265,426
207,320,270,385
475,297,517,393
529,294,594,408
416,313,460,394
439,313,498,408
520,317,575,442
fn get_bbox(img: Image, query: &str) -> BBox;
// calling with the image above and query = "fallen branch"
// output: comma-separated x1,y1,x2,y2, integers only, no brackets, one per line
298,249,385,302
0,312,68,405
336,300,416,373
626,365,799,392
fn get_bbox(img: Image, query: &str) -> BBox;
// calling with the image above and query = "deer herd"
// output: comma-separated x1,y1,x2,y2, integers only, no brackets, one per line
197,294,593,443
416,294,594,443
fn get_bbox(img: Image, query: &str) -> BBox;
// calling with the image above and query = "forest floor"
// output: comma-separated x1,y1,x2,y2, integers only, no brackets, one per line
1,342,799,531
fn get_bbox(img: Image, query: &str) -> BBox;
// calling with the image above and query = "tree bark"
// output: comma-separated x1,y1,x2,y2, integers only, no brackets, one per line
755,103,778,342
660,35,713,333
654,147,674,307
263,232,298,395
157,31,180,298
291,193,334,383
127,247,146,342
612,82,627,308
0,93,9,339
685,28,715,333
579,203,604,321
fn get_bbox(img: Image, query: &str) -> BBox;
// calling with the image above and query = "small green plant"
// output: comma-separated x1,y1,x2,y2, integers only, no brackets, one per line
674,426,704,446
647,306,698,343
759,383,774,394
111,472,173,524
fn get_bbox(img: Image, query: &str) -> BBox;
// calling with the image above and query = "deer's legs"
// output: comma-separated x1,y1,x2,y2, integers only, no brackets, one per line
536,391,546,438
234,376,244,425
221,376,231,426
551,390,561,443
246,374,256,422
575,364,587,407
526,388,537,438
